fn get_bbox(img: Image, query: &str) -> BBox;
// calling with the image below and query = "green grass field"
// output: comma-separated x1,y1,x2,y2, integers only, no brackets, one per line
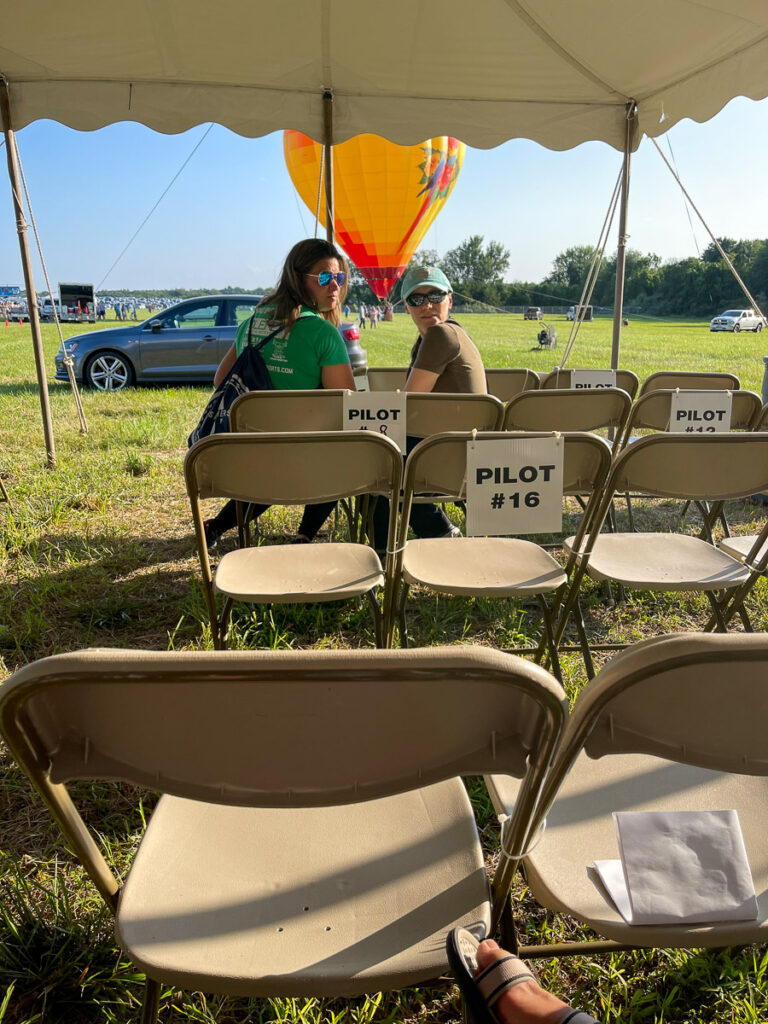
0,312,767,1022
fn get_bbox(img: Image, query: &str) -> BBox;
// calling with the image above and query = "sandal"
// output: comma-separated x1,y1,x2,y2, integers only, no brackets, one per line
446,926,598,1024
447,926,537,1023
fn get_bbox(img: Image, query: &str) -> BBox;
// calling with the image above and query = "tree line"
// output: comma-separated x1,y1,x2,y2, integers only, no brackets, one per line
37,236,766,317
343,235,768,317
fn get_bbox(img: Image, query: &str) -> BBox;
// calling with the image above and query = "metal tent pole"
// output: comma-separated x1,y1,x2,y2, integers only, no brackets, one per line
610,101,638,371
0,76,56,469
323,89,335,244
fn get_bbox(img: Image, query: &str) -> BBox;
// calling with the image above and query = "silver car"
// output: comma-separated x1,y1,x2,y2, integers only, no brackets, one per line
54,294,366,391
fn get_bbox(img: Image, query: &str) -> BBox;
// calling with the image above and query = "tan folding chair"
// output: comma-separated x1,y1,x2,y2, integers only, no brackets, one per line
614,389,762,539
366,366,409,391
0,646,567,1018
637,369,740,397
185,431,401,648
540,368,639,399
487,632,768,957
555,433,768,655
484,368,540,402
391,431,612,678
753,402,768,431
502,387,632,436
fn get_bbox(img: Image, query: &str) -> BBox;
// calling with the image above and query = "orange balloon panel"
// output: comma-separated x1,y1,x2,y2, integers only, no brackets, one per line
284,132,465,299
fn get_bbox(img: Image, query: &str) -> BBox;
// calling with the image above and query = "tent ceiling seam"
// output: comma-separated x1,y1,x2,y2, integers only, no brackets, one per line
638,27,768,106
1,76,625,108
499,0,629,99
321,0,332,89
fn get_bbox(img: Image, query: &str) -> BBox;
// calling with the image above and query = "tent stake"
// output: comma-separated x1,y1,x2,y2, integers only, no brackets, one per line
610,101,637,371
323,89,335,244
0,76,56,469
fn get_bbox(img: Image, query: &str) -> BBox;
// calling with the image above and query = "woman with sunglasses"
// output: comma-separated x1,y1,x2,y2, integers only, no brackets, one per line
373,265,487,550
204,238,355,548
401,265,486,394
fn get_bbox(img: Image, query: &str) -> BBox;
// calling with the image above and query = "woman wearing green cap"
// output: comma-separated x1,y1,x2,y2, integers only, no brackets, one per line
373,265,487,549
400,265,487,394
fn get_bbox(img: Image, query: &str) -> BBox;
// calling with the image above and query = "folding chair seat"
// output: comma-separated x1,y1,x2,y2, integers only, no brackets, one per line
540,368,639,399
557,434,768,651
502,387,632,436
487,633,768,956
484,368,540,402
185,431,401,648
391,431,612,677
0,646,567,1016
366,366,409,391
637,369,740,397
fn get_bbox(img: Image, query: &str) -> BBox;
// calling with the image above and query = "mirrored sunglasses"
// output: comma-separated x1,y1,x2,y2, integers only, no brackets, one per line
406,290,449,306
307,271,346,286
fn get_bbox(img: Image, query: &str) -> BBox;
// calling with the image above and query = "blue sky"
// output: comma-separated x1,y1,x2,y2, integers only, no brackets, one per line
1,95,767,292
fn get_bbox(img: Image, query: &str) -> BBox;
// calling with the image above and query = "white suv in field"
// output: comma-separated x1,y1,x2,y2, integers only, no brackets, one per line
709,308,765,333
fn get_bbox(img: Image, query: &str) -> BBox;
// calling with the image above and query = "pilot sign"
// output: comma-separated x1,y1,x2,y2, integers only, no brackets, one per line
466,435,564,536
342,390,407,451
669,390,732,433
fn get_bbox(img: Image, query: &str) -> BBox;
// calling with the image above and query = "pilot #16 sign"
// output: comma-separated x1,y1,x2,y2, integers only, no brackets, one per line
466,436,564,536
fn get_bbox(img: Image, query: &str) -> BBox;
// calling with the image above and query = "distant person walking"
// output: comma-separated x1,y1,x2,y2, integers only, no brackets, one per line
114,302,121,321
359,303,366,329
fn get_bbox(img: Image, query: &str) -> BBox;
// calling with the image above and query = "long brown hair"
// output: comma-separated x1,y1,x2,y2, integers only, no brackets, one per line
258,238,349,329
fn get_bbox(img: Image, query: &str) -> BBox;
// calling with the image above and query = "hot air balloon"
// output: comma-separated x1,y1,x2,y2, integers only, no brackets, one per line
283,132,465,299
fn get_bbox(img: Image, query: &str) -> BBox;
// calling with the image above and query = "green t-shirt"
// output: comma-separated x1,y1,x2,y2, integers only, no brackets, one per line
234,305,350,390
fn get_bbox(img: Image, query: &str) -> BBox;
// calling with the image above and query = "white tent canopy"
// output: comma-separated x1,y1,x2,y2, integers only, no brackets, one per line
3,0,768,150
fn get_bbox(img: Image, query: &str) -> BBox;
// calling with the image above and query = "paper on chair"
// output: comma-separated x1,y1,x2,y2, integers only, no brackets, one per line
595,810,757,925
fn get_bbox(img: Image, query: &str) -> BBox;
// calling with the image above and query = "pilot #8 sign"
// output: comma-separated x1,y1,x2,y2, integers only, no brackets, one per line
342,391,406,451
466,436,564,536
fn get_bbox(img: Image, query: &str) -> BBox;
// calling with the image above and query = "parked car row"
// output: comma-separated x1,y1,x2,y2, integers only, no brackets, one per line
54,295,366,391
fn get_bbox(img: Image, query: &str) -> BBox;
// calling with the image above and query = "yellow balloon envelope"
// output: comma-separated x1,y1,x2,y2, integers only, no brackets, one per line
283,132,465,299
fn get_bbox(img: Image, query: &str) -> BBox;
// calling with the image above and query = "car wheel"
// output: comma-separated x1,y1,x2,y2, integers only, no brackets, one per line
756,323,763,333
85,351,135,391
733,324,740,333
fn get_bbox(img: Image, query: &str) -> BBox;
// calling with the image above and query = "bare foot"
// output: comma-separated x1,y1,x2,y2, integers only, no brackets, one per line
475,940,571,1024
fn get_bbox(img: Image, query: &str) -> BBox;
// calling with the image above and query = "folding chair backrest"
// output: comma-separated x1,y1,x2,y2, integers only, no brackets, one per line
532,632,768,830
638,370,740,396
617,390,762,451
186,431,401,507
0,647,567,809
367,367,409,391
754,403,768,431
485,368,540,402
230,389,346,432
502,388,631,433
540,368,639,398
605,433,768,502
402,431,612,503
577,633,768,770
405,393,504,438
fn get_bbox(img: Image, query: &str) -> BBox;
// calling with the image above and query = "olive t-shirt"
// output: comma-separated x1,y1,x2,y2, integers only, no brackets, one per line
409,318,487,393
234,305,350,390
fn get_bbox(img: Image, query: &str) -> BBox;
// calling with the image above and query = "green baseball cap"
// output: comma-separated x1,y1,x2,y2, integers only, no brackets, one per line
400,265,452,302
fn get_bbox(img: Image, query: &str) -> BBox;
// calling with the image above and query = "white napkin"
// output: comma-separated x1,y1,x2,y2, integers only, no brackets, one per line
595,810,757,925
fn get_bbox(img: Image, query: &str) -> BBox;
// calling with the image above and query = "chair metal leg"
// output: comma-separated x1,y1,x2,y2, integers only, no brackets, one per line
140,977,161,1024
217,597,234,650
397,583,410,648
365,591,384,648
536,597,562,685
705,591,729,632
624,491,635,532
573,598,596,679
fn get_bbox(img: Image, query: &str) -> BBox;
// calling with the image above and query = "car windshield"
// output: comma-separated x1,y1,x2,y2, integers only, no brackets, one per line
721,311,742,317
